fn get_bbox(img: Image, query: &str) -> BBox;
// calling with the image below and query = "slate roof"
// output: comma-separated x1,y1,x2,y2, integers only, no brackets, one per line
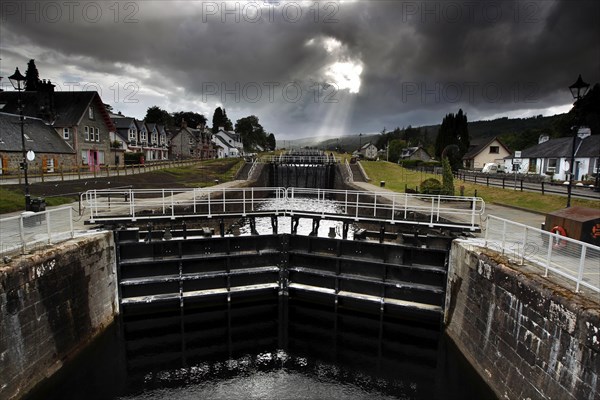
113,117,135,130
462,137,510,160
0,90,116,131
0,112,74,154
513,134,600,159
213,135,236,149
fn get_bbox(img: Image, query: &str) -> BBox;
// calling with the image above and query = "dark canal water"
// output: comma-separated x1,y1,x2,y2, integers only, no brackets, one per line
24,295,497,400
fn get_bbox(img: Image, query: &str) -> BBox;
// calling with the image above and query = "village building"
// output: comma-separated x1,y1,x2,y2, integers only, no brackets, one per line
0,112,75,175
504,129,599,181
462,137,511,170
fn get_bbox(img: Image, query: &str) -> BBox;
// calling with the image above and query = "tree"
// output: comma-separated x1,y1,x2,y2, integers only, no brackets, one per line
435,109,469,170
387,139,407,163
173,111,207,129
145,106,172,126
24,59,40,91
211,107,233,132
266,133,276,151
235,115,267,151
442,157,455,195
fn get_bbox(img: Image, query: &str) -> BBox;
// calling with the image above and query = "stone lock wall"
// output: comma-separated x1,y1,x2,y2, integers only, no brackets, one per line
445,240,599,400
0,232,118,400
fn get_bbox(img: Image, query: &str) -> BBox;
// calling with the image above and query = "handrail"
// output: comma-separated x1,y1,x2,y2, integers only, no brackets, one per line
484,215,600,293
84,187,484,230
0,207,75,255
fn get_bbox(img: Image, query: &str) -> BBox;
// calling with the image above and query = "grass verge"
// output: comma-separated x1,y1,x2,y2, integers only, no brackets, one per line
361,160,599,214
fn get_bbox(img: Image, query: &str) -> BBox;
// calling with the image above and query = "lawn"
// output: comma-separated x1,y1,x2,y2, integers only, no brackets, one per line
361,160,599,214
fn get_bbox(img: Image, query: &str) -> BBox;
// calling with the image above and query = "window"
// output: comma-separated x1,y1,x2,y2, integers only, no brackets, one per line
81,150,88,165
128,129,136,141
489,146,500,154
98,151,105,164
528,158,537,173
140,130,147,142
88,106,94,119
84,126,89,141
546,158,557,172
63,128,70,140
151,132,158,144
95,128,100,142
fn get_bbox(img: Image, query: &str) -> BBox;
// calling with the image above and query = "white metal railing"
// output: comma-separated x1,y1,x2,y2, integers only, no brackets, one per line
0,207,75,255
484,215,600,293
84,187,484,230
260,155,340,164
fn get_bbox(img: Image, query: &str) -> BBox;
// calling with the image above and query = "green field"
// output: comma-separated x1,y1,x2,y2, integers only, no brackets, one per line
360,160,599,214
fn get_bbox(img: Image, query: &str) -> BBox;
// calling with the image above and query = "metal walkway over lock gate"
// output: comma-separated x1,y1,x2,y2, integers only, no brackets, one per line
85,187,485,231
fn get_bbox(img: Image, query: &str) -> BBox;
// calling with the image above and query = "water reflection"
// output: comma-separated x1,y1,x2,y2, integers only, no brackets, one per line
238,197,355,239
24,294,496,400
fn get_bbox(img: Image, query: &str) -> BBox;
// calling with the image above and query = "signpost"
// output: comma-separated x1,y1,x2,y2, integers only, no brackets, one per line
513,151,522,190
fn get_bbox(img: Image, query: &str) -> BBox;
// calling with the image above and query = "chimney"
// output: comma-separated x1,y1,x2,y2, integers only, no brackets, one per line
577,127,591,140
38,79,56,122
538,134,550,144
218,126,224,131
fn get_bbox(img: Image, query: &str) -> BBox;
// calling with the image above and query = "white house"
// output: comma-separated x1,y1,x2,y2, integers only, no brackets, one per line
462,137,511,170
213,128,243,157
504,129,599,181
357,142,378,160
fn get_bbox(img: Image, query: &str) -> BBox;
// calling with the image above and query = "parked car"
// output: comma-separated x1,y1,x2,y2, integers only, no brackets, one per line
482,163,506,173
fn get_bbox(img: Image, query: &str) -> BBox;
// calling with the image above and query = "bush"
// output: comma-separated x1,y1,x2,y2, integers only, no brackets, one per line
420,178,442,194
125,152,144,165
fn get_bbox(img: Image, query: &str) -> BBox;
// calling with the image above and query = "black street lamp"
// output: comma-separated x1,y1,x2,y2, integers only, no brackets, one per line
566,74,590,208
8,67,31,211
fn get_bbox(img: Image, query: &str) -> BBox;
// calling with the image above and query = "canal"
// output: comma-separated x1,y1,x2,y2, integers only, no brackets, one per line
24,299,496,400
25,188,496,399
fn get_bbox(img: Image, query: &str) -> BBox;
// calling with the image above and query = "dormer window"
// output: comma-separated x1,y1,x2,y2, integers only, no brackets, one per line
88,106,94,119
63,128,70,140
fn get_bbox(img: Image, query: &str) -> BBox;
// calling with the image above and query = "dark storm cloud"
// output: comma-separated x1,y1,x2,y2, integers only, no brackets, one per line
1,0,598,137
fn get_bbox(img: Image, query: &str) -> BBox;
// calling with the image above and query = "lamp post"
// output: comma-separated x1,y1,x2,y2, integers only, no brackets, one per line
8,67,30,211
566,74,590,208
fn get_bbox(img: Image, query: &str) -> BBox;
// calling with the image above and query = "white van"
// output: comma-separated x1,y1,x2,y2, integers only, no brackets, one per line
481,163,505,173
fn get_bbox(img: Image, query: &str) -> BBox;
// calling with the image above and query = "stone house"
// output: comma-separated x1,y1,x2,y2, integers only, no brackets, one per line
0,112,75,175
170,121,215,159
0,86,116,171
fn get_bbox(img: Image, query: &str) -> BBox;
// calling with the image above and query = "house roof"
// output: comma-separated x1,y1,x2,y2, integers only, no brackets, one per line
0,112,75,154
462,136,510,160
0,90,116,131
401,146,430,158
213,135,236,149
512,134,600,159
360,142,375,150
216,129,241,142
113,117,135,130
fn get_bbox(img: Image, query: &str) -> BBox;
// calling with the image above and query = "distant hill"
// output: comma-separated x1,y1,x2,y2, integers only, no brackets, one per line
283,114,569,152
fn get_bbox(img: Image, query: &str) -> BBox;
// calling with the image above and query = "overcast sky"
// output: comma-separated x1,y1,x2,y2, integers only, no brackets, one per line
1,0,598,139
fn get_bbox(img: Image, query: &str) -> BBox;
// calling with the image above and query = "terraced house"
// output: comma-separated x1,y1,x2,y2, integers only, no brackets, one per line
112,117,169,162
